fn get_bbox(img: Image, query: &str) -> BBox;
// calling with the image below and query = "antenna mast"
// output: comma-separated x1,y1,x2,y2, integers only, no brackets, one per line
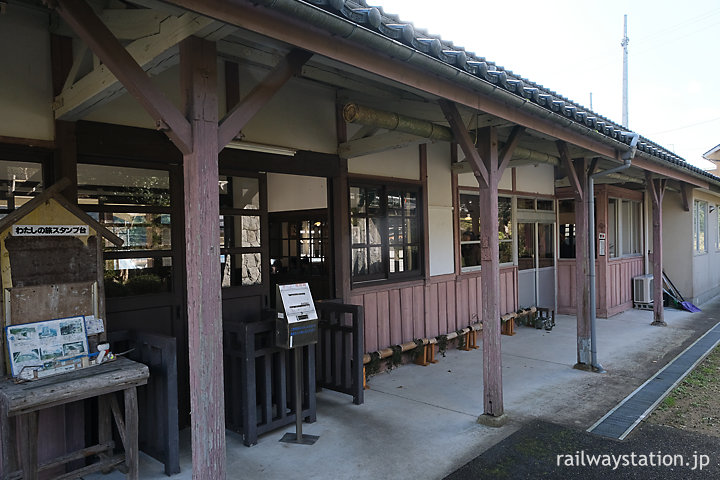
621,14,629,128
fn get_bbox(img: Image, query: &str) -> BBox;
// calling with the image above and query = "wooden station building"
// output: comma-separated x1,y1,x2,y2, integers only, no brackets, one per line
3,0,720,477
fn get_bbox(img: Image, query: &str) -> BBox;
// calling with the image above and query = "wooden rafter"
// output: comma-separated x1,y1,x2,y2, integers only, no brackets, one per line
51,0,193,154
680,183,691,212
498,125,524,174
53,9,217,123
217,49,312,149
556,141,583,200
338,131,427,159
438,100,488,187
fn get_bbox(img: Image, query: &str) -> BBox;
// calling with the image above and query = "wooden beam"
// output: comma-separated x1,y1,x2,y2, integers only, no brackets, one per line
420,144,430,281
0,136,55,150
55,12,216,121
438,100,488,187
338,131,428,159
53,0,192,154
224,60,240,111
680,183,691,212
557,141,582,200
632,156,709,189
498,126,525,175
52,8,167,40
180,36,226,479
217,49,312,149
350,124,380,141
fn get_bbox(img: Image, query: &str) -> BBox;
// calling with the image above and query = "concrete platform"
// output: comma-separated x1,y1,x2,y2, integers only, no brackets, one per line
85,301,720,480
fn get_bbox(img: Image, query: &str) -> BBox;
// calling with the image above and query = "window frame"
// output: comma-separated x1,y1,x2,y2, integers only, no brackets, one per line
607,197,643,258
694,199,708,254
77,158,177,298
349,180,424,286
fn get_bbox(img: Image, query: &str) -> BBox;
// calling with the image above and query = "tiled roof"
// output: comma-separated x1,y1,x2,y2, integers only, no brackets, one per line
299,0,718,182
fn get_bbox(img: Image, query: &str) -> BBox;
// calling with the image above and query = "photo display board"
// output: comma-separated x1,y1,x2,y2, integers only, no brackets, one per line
5,315,89,378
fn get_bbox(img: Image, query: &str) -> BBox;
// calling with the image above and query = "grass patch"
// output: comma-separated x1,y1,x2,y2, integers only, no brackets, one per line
649,344,720,436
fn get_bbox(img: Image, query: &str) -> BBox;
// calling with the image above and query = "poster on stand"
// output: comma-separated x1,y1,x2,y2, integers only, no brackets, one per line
5,315,89,378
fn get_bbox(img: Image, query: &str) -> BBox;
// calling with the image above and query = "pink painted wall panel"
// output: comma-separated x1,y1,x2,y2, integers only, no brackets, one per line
413,285,425,340
388,289,402,346
446,281,457,332
468,276,478,324
427,283,439,338
438,282,448,335
456,278,469,328
363,293,378,352
606,257,643,312
400,287,414,342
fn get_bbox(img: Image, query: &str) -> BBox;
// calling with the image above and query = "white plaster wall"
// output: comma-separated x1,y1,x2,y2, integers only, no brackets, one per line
457,169,512,190
347,145,420,179
0,7,54,140
267,173,327,212
515,164,555,195
426,142,454,276
83,63,182,129
84,62,337,153
691,190,720,304
662,190,693,299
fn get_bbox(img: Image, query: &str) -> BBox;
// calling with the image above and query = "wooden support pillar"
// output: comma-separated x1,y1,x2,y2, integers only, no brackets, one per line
50,34,77,202
440,101,522,423
647,172,667,326
333,100,350,302
180,37,226,479
557,142,592,368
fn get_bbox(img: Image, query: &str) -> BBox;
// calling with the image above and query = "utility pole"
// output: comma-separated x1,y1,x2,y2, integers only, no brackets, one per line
589,92,593,111
621,14,629,128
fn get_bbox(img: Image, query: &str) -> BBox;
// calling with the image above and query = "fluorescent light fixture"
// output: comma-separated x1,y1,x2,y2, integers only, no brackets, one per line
225,140,296,157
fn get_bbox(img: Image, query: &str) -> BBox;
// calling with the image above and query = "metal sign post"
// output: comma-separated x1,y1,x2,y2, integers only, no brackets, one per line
276,283,319,445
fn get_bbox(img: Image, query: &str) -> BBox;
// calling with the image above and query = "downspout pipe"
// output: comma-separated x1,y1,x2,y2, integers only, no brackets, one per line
587,132,639,372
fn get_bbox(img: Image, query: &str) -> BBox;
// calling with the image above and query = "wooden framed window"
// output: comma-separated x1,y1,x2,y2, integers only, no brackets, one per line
349,182,422,285
219,176,263,287
458,192,512,270
78,163,173,297
694,199,707,254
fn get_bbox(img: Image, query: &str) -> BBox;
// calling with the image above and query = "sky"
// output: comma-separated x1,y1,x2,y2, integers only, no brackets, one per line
377,0,720,169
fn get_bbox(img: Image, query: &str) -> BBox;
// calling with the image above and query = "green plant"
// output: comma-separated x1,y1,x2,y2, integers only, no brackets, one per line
386,345,402,371
438,335,448,357
456,330,466,350
411,339,425,361
126,273,163,295
366,352,381,376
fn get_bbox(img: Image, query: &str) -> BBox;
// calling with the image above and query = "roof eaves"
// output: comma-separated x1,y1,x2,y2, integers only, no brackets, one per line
296,0,720,185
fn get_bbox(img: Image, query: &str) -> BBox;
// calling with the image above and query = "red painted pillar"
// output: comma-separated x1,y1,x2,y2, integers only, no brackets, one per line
648,175,667,326
180,37,226,479
573,159,591,367
476,128,504,419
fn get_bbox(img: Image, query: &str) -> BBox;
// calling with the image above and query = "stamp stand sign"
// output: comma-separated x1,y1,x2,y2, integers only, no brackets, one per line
275,283,319,445
0,179,123,378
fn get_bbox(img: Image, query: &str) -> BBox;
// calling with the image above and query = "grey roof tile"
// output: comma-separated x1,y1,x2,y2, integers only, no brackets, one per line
298,0,716,181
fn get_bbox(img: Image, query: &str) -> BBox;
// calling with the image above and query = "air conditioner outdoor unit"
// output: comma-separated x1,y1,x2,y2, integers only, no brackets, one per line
633,274,654,304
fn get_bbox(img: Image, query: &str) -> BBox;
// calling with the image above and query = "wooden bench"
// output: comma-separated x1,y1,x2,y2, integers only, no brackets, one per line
0,357,149,480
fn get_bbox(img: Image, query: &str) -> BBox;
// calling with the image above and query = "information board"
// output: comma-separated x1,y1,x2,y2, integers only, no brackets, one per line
277,283,318,323
5,315,89,378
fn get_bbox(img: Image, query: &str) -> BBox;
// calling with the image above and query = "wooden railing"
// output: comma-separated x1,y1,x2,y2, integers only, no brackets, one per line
223,319,316,447
315,301,364,405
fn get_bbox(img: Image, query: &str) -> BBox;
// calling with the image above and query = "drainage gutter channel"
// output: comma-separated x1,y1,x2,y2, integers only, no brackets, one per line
588,322,720,440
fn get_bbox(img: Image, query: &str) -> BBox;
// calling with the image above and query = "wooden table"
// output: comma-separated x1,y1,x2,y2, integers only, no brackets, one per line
0,357,149,480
